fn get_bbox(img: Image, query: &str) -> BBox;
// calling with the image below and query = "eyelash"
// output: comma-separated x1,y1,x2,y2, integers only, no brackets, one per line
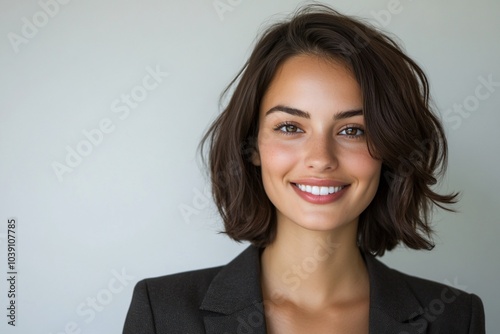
273,122,365,139
273,122,303,135
338,124,365,139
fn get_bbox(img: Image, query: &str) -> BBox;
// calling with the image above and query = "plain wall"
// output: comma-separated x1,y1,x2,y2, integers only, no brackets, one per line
0,0,498,333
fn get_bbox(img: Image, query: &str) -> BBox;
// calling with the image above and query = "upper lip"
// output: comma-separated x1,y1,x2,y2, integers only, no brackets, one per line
291,178,349,187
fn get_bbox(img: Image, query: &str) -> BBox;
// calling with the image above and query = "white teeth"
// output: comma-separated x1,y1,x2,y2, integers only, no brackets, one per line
296,183,344,195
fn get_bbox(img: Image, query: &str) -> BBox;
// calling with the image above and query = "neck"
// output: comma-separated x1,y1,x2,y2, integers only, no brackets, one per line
260,219,369,310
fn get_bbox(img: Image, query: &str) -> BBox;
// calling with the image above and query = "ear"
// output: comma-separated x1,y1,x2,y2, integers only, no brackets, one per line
250,147,261,166
244,135,261,166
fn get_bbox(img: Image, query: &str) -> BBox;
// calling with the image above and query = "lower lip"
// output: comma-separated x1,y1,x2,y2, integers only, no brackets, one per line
292,184,348,204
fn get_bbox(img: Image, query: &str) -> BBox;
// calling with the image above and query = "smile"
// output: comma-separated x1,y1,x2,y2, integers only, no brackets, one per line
291,181,349,204
295,183,345,195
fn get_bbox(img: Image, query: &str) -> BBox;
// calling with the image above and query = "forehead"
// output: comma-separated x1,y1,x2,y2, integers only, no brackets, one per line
260,54,362,115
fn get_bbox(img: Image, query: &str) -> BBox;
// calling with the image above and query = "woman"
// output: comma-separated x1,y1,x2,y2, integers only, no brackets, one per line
123,4,485,333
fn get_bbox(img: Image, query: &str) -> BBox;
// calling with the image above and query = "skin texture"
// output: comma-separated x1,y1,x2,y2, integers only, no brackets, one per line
253,54,382,333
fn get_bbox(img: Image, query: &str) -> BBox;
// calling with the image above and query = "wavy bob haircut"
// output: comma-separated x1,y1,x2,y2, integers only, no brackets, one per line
200,4,457,256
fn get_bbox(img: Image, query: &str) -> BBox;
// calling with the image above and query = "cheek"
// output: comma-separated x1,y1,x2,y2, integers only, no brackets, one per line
258,137,300,170
340,146,382,183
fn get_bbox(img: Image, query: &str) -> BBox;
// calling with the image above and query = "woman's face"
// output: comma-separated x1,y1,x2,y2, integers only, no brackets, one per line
253,54,382,233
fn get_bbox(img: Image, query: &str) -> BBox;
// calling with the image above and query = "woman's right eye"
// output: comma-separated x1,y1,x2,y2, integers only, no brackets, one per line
274,123,304,134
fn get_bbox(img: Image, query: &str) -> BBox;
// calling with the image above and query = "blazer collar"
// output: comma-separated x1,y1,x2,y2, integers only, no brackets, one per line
200,245,426,334
200,245,267,333
363,252,427,333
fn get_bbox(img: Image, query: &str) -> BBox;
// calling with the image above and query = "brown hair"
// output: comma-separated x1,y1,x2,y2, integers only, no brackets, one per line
199,4,457,255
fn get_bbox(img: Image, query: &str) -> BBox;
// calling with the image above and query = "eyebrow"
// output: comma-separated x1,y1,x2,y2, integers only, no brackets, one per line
265,105,363,120
333,109,363,120
265,105,310,118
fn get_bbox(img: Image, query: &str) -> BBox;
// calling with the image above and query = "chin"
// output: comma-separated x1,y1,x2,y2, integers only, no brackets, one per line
287,214,358,234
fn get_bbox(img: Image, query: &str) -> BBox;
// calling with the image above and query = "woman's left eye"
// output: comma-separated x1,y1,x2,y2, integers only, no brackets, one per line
338,127,365,137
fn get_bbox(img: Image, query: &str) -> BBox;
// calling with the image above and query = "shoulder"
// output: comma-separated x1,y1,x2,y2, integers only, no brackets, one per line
123,266,224,333
401,266,483,308
366,254,485,333
393,263,483,312
135,265,224,310
142,265,222,292
123,246,262,333
399,268,485,333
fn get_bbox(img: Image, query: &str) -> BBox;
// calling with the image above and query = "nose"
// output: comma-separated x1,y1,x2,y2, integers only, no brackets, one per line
304,133,338,171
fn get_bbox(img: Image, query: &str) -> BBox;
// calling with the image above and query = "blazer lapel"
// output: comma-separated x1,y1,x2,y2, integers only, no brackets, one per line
200,246,267,334
200,246,428,334
364,253,427,334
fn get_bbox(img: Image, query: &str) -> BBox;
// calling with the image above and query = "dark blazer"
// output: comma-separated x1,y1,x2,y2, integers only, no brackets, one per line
123,246,485,333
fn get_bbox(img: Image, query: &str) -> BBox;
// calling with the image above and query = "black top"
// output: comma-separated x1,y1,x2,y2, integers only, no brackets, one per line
123,245,485,333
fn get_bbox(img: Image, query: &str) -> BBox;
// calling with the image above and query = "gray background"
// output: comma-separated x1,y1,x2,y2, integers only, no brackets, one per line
0,0,498,333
